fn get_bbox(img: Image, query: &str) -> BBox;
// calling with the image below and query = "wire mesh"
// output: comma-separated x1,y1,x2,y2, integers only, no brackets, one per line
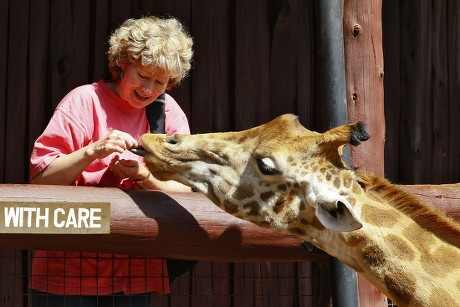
0,251,321,307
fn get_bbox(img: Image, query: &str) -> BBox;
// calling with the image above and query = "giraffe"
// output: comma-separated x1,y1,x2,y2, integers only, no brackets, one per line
134,114,460,307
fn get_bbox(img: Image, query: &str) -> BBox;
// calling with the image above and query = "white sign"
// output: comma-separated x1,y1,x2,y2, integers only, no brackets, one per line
0,202,110,234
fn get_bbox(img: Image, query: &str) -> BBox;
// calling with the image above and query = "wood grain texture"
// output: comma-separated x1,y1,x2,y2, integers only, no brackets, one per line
343,0,387,305
0,184,326,262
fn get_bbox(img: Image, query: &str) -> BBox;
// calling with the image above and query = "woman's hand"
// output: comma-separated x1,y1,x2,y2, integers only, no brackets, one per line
110,155,191,192
86,130,138,159
30,130,140,186
109,155,150,180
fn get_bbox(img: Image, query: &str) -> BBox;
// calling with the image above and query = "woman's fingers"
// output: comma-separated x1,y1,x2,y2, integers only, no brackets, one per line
90,130,139,159
110,157,149,180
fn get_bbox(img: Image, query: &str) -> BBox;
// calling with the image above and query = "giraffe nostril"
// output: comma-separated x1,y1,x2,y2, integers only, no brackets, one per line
165,135,179,145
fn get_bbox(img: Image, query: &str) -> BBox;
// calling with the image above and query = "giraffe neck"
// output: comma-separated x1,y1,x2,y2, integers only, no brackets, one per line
301,173,460,306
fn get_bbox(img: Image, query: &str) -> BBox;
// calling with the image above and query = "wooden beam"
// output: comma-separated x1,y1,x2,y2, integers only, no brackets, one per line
401,184,460,221
1,183,458,264
0,184,327,262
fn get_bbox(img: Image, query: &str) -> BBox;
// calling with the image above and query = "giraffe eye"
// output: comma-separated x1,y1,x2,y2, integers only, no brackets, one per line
256,158,280,175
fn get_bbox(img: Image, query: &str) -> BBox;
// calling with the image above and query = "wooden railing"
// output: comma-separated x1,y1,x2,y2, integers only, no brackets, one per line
401,184,460,221
0,184,329,262
1,183,459,262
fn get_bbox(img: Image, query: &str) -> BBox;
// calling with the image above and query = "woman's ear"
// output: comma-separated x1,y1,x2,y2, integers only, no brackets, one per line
118,64,126,79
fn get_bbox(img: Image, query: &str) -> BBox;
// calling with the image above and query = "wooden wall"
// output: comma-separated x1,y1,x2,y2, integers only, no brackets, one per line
3,0,459,185
1,0,460,306
0,0,317,185
383,0,460,184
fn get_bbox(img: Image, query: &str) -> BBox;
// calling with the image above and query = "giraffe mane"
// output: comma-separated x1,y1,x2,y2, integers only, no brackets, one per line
356,171,460,248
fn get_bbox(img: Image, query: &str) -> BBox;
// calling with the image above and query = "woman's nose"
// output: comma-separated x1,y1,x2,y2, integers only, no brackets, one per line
142,80,166,96
141,80,155,95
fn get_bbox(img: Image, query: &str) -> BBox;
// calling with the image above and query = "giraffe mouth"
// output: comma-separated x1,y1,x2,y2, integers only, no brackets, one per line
130,147,148,156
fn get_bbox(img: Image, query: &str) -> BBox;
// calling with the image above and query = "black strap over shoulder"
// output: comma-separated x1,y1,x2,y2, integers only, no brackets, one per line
145,92,197,283
146,93,166,133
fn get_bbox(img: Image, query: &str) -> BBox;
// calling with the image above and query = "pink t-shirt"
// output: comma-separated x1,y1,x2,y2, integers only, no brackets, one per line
29,80,190,295
30,79,190,188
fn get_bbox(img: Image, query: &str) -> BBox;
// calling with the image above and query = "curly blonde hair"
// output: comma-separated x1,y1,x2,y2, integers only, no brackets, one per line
107,16,193,87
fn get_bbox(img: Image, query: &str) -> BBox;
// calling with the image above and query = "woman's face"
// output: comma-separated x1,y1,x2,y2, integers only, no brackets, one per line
116,62,170,108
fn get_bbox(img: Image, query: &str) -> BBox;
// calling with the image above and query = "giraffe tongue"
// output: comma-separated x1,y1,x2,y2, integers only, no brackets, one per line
130,147,148,156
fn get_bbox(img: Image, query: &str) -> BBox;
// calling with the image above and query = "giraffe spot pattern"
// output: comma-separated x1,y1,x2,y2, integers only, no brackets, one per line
289,227,306,236
343,175,352,189
347,197,356,206
362,244,387,268
232,186,255,200
282,208,298,224
344,233,366,247
206,186,220,205
421,245,460,277
361,203,399,228
384,234,415,261
243,201,261,216
384,271,416,304
403,224,437,254
300,218,309,225
273,198,286,214
299,201,306,210
253,220,270,228
352,182,362,195
260,191,274,202
218,179,233,195
272,192,301,224
224,200,239,214
429,288,458,307
333,177,341,189
277,184,287,191
311,217,326,231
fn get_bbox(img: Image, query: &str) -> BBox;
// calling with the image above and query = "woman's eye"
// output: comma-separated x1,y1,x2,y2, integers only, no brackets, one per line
256,158,280,176
138,73,149,80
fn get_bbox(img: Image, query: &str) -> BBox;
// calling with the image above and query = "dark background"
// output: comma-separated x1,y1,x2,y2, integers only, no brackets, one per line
1,0,459,185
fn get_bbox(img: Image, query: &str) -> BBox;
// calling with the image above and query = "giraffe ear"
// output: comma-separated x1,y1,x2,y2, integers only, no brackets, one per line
315,195,363,232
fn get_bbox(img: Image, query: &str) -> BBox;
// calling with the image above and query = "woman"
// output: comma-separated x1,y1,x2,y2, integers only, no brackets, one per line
29,16,193,306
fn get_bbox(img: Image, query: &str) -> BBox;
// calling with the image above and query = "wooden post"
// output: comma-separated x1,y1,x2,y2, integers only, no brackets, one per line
343,0,387,306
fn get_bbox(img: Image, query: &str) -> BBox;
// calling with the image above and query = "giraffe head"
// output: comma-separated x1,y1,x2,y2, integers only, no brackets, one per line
137,114,460,306
137,114,369,233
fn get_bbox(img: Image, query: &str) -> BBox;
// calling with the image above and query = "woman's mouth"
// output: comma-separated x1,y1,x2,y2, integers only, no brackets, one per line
134,91,151,102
